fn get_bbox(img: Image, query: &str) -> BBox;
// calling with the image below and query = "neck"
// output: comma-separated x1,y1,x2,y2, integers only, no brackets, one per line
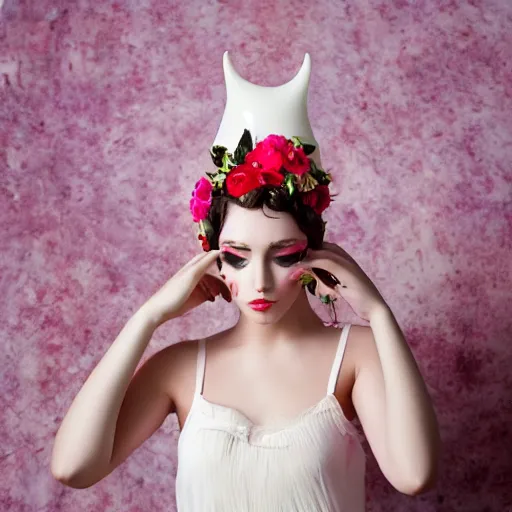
230,290,327,348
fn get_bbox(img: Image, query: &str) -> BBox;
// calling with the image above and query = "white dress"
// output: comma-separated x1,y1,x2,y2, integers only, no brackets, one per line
175,324,367,511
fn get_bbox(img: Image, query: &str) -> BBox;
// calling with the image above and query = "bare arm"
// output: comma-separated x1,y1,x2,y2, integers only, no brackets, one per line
50,250,229,488
50,304,165,488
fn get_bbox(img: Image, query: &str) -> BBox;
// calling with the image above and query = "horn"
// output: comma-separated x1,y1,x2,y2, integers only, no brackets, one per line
222,51,311,94
214,52,322,168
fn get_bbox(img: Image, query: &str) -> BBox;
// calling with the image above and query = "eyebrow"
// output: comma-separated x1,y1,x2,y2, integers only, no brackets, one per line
220,238,305,251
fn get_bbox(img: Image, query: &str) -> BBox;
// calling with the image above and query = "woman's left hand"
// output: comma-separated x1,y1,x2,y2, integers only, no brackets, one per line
295,242,389,322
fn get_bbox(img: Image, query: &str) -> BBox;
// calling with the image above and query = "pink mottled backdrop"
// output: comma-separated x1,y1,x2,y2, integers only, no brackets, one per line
1,1,511,511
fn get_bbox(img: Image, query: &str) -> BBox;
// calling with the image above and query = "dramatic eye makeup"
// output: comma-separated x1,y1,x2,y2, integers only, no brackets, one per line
274,241,308,257
219,240,308,269
220,246,248,269
274,241,308,267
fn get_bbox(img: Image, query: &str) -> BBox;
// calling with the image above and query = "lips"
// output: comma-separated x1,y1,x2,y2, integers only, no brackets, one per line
248,299,276,312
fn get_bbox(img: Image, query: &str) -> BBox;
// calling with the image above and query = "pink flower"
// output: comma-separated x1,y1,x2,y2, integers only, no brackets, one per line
190,177,212,222
260,134,289,153
245,134,289,173
192,177,213,201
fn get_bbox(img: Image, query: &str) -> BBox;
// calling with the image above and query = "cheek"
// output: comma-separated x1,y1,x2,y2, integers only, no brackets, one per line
227,280,239,298
285,267,307,285
276,269,302,292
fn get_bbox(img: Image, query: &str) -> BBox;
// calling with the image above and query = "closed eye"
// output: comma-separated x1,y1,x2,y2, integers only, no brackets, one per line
221,252,248,269
274,249,307,267
221,248,306,269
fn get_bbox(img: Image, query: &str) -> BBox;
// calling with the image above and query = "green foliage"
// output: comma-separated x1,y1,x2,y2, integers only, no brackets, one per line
233,129,253,165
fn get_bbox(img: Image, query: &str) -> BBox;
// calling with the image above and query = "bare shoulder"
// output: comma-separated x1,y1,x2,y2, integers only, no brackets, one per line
150,331,230,409
147,339,200,404
328,322,370,373
329,323,372,420
345,323,372,349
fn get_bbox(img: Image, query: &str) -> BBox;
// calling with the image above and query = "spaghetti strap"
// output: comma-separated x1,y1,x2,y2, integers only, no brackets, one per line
327,324,351,395
195,339,206,396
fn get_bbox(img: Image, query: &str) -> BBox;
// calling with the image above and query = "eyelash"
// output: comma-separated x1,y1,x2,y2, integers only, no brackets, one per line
221,250,306,269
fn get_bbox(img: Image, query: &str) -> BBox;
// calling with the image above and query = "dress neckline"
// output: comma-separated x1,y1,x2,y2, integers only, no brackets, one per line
196,391,353,432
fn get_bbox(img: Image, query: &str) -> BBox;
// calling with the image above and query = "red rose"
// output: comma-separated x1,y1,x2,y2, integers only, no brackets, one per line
258,169,284,187
225,163,262,197
301,185,331,214
282,144,310,175
226,162,284,198
245,134,289,173
246,145,283,173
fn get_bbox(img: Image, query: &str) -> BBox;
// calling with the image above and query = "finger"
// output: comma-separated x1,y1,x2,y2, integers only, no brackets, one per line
204,274,232,303
314,245,357,264
198,280,215,302
191,249,222,275
180,251,214,273
303,255,343,276
296,267,339,297
217,279,232,302
305,271,340,300
202,280,217,302
312,267,341,287
292,259,341,288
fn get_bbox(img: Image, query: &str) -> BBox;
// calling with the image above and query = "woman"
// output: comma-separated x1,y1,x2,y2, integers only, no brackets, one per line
51,52,441,510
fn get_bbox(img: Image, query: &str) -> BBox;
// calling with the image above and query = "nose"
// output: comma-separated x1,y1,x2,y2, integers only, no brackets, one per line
253,258,273,294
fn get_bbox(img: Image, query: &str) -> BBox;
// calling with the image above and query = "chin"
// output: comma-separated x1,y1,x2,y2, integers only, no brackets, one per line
241,304,291,325
249,315,282,325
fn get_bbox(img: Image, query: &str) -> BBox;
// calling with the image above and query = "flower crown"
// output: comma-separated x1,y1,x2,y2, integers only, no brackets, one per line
190,129,333,251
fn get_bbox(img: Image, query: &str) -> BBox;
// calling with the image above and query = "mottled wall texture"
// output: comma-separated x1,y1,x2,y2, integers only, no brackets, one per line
1,0,511,510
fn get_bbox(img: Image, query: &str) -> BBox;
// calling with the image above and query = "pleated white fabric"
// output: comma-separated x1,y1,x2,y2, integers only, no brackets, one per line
176,324,367,512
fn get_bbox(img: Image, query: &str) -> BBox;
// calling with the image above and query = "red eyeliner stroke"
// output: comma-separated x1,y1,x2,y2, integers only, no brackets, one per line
274,241,308,257
221,246,247,259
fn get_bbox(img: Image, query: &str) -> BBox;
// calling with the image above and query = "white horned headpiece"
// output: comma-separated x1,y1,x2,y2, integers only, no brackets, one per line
189,51,333,251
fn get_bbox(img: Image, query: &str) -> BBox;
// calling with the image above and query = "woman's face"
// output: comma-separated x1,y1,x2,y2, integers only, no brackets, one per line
218,203,308,324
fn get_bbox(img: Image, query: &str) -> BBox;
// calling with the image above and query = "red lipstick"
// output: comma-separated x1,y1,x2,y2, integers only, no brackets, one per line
248,299,276,312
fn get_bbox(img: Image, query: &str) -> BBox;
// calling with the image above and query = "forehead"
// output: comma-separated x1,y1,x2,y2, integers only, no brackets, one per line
219,203,305,246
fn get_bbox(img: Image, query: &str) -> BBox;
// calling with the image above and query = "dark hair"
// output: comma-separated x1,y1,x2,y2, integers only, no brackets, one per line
206,186,326,251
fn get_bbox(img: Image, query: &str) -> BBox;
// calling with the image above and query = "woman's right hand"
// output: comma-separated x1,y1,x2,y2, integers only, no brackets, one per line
141,250,231,327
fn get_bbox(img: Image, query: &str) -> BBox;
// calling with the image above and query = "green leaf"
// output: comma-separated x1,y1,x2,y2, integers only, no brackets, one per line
210,145,227,168
199,219,214,236
291,136,303,148
302,143,316,156
212,173,226,182
308,161,331,185
220,152,234,173
233,129,253,165
291,136,316,155
284,174,296,196
299,274,314,286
